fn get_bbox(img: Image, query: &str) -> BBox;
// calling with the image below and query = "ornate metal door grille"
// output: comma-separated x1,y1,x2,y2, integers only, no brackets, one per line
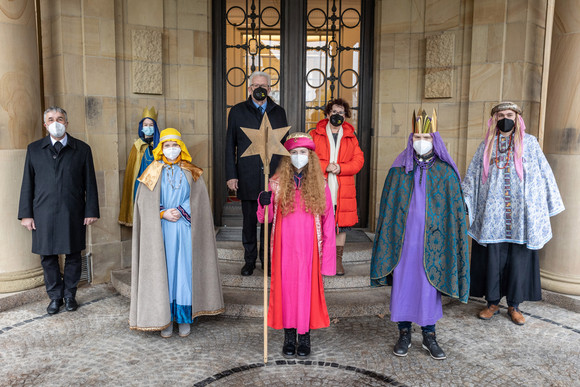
305,0,362,132
213,0,374,227
224,1,283,109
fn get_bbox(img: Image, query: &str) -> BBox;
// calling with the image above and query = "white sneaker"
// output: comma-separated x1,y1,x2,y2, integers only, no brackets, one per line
160,323,173,338
178,323,191,337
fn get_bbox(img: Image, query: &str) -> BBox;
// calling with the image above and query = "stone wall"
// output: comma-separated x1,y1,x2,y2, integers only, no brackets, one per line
38,0,213,284
0,0,45,292
370,0,547,228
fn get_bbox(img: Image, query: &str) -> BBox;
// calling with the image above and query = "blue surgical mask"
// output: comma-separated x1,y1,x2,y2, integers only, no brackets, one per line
142,126,154,136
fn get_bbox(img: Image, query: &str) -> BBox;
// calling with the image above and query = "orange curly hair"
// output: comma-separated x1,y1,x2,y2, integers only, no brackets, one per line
275,150,327,216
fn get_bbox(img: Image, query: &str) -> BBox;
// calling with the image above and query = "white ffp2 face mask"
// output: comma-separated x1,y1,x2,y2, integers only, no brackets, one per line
163,146,181,161
47,122,66,138
291,154,309,169
413,139,433,156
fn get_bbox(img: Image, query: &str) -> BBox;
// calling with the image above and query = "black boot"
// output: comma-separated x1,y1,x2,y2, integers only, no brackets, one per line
297,331,311,359
282,328,297,358
422,331,446,360
393,328,411,357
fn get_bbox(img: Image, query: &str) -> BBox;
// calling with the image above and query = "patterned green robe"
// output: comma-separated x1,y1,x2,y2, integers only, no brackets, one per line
370,159,470,303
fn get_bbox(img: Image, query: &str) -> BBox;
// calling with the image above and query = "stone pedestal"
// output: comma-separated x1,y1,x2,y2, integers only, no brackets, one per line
0,151,44,292
540,1,580,295
0,0,44,293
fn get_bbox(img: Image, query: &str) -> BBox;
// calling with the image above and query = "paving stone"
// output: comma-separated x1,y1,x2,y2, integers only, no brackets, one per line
0,284,579,386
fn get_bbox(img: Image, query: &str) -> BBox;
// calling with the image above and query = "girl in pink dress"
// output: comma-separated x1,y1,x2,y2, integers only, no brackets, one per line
258,132,336,359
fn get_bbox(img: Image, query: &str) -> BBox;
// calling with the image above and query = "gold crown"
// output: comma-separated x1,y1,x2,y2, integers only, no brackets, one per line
413,109,437,134
142,106,158,122
287,131,313,141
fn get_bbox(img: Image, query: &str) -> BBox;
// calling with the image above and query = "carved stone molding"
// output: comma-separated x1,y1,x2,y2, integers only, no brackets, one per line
132,29,162,95
425,33,454,99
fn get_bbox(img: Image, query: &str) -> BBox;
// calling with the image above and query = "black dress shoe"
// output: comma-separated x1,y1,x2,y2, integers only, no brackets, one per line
282,328,297,358
47,299,63,315
241,262,255,276
297,331,311,358
393,328,412,357
65,297,78,312
422,331,446,360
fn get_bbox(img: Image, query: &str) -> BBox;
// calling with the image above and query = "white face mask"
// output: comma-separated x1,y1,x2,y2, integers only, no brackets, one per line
413,139,433,156
47,122,66,138
291,154,309,170
163,146,181,161
142,126,154,136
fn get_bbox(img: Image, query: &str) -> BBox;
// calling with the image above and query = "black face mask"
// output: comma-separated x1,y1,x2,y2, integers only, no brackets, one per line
252,87,267,101
329,114,344,127
497,118,515,133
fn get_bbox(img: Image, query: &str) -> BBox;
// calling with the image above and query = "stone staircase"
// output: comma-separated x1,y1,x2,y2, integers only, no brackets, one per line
111,228,390,318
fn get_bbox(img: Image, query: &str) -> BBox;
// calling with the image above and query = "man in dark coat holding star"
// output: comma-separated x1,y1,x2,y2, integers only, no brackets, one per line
225,71,288,276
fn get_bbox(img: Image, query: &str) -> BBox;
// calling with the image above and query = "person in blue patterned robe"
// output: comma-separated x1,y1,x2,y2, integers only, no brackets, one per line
462,102,564,326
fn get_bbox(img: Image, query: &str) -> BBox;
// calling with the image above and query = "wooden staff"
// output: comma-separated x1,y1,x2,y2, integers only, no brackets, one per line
240,112,290,363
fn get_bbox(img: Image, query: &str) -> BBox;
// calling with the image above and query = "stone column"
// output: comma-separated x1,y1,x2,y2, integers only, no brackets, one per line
0,0,44,292
541,0,580,295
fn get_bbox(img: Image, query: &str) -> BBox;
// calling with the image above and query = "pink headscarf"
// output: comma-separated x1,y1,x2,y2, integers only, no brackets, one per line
284,133,315,151
481,114,526,184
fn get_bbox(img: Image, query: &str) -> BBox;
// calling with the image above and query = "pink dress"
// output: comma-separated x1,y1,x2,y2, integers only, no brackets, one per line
258,178,336,334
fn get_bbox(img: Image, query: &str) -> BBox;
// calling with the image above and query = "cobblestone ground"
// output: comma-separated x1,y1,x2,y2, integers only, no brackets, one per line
0,284,579,386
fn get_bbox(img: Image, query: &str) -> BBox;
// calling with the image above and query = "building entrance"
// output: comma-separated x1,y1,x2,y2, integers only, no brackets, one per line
212,0,374,227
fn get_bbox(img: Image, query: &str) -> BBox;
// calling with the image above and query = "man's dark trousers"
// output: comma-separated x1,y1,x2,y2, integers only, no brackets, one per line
241,200,271,267
41,252,82,300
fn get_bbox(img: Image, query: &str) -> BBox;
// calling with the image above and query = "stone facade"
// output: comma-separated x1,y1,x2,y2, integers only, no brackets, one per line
0,0,44,292
1,0,578,296
371,0,547,227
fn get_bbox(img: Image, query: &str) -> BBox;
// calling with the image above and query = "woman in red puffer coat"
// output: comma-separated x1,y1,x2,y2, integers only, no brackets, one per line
310,98,364,275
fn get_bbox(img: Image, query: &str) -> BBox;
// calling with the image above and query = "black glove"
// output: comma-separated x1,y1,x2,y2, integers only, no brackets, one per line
259,191,272,206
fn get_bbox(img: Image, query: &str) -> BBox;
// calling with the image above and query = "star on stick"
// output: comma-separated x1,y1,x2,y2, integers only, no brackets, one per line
240,111,290,365
240,112,291,167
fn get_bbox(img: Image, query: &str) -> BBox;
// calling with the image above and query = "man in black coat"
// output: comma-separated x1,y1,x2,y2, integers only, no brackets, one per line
18,106,99,314
226,71,288,276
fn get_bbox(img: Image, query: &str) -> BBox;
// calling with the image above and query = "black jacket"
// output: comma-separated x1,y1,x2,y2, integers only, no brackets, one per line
18,134,100,255
225,97,288,200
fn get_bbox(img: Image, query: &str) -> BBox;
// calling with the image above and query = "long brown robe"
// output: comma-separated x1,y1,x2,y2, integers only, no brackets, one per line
129,160,224,331
118,138,148,226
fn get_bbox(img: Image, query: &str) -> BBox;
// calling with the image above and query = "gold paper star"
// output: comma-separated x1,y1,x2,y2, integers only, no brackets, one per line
240,112,291,167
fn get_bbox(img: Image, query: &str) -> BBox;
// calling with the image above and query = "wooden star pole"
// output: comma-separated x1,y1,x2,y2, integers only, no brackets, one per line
240,112,290,363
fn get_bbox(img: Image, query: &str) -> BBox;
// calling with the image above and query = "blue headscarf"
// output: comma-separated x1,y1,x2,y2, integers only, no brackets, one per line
138,117,160,147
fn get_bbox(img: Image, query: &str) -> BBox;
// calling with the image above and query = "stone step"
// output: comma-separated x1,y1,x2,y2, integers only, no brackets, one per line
216,227,374,243
111,267,388,318
111,268,131,299
219,261,372,290
222,286,390,318
217,241,373,264
220,216,243,227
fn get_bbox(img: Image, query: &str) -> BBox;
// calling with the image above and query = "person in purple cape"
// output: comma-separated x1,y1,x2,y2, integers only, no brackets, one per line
370,109,470,360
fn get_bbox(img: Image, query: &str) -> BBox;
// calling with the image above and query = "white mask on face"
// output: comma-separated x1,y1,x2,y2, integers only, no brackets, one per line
47,122,66,138
142,126,154,136
291,154,309,170
413,139,433,156
163,146,181,161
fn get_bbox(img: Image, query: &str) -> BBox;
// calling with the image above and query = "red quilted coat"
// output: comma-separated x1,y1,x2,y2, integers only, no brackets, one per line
311,119,364,227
